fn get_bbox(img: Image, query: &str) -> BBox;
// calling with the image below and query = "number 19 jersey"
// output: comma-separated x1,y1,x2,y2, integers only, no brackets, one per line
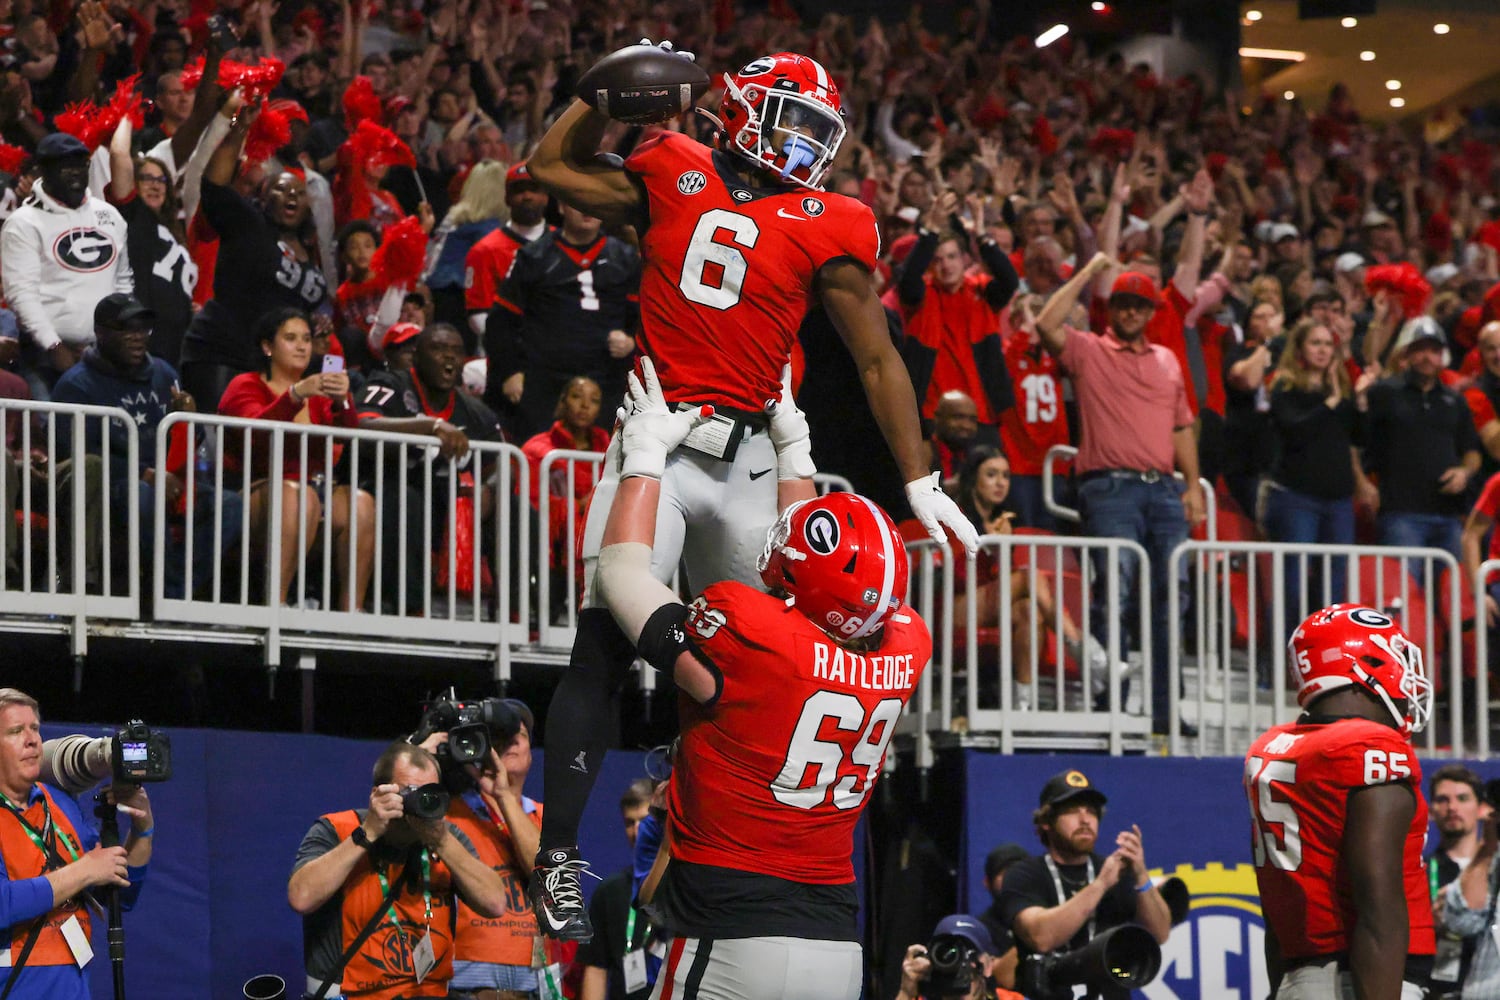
1244,718,1435,960
667,580,930,884
624,132,880,411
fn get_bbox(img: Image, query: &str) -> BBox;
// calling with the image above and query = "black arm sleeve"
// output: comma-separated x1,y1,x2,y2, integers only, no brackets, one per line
895,230,940,309
977,237,1021,311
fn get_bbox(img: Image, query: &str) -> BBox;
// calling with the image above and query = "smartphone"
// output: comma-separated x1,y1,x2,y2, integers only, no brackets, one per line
322,354,345,374
206,13,238,51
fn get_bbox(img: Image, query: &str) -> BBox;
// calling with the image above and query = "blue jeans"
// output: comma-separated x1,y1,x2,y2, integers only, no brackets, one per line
1007,474,1055,531
1379,511,1462,562
1078,475,1188,726
1261,484,1354,628
117,479,243,600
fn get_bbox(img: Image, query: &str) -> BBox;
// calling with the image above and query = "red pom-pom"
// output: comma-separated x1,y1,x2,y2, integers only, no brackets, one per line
369,215,428,287
1365,262,1432,320
345,119,415,170
243,99,308,164
1088,127,1135,159
343,76,383,130
54,102,95,145
220,57,285,104
0,143,27,176
180,56,205,92
1031,116,1057,157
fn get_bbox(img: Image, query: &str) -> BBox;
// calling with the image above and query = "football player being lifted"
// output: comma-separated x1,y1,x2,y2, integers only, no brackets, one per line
1245,604,1436,1000
524,43,976,940
592,358,930,1000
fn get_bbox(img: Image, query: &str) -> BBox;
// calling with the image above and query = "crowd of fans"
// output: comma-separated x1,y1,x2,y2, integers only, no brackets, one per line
4,0,1500,631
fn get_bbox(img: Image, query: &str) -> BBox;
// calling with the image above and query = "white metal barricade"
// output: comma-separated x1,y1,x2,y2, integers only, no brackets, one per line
1041,444,1217,540
535,448,606,649
1475,558,1500,760
151,413,529,672
1171,540,1466,759
0,399,141,650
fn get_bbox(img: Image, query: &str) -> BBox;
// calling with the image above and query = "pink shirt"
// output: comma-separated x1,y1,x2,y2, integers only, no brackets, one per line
1058,325,1193,475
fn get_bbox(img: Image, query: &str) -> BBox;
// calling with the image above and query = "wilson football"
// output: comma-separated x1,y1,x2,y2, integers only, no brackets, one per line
576,44,711,126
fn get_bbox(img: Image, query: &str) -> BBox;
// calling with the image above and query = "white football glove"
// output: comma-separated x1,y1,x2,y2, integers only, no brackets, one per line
906,472,979,556
765,364,815,481
638,38,696,62
620,357,712,480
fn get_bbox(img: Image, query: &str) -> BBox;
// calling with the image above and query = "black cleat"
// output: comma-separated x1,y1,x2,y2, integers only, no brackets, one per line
530,846,595,941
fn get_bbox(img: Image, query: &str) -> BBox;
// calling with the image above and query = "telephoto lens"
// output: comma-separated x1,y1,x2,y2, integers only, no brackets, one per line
400,783,451,821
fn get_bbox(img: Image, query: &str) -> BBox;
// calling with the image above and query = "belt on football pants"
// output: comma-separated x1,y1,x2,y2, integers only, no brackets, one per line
673,402,770,463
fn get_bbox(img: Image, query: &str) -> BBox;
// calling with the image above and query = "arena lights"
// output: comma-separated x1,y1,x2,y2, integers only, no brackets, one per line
1091,1,1108,10
1390,97,1406,108
1239,47,1307,62
1245,9,1263,21
1385,80,1401,90
1036,23,1069,47
1340,16,1357,27
1359,50,1376,61
1433,23,1450,34
1284,90,1296,101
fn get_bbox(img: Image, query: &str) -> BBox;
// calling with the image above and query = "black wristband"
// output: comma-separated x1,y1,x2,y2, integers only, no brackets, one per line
350,826,374,851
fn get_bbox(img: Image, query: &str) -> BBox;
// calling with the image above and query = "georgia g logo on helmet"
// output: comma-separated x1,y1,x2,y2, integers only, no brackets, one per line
803,509,839,555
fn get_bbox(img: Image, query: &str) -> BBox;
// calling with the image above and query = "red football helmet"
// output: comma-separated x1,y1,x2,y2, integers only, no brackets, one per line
715,52,847,190
1288,603,1431,736
757,493,908,641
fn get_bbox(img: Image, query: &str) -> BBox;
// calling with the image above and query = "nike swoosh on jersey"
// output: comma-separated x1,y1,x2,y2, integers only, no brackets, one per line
749,468,773,480
775,208,806,221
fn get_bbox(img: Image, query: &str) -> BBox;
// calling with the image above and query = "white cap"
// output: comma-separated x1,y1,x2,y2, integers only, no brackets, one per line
1123,214,1151,239
1425,263,1461,287
461,357,487,396
1392,315,1445,354
1362,208,1395,228
1334,252,1367,274
896,206,921,224
1270,223,1299,243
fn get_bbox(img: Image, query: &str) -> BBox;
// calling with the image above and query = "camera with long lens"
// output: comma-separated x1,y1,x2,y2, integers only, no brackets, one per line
41,721,172,795
399,783,451,821
411,688,523,771
1018,925,1163,1000
924,934,982,997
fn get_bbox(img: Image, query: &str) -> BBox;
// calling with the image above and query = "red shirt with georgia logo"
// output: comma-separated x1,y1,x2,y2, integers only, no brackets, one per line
668,581,929,883
623,132,879,410
1000,327,1070,476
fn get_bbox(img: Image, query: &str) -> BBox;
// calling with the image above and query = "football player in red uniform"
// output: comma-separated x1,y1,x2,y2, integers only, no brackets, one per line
524,44,974,938
587,359,929,999
1244,604,1436,999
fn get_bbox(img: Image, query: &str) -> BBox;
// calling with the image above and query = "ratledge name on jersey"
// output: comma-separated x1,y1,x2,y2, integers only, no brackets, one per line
809,639,917,691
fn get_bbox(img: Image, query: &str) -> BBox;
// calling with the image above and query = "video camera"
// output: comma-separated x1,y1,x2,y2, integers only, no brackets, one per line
41,721,172,795
1017,925,1162,1000
410,688,524,772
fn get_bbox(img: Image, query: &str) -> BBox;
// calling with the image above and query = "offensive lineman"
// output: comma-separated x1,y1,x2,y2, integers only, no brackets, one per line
525,43,976,939
593,360,929,999
1244,604,1435,999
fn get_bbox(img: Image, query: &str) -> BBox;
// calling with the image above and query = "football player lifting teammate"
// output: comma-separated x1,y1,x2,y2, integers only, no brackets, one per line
1245,604,1436,1000
592,359,930,1000
524,40,976,940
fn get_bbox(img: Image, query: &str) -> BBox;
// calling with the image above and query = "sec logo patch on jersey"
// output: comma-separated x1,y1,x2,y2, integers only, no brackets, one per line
677,170,707,195
53,228,117,272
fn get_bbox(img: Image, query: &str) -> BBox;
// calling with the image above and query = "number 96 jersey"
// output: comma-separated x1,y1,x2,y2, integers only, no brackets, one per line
1244,718,1435,960
667,580,930,884
624,132,880,412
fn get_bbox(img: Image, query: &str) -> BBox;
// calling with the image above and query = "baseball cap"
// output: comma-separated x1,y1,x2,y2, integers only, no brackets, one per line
1394,315,1445,353
1334,252,1367,275
931,915,997,956
381,321,421,354
1039,768,1108,809
386,94,414,117
984,843,1030,882
499,698,534,735
1108,271,1159,305
94,293,155,329
1426,262,1461,287
1362,208,1395,228
35,132,89,163
1270,222,1299,243
506,162,541,193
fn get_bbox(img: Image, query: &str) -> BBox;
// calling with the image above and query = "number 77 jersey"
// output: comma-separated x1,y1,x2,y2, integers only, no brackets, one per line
624,131,881,412
1243,718,1435,961
667,580,930,884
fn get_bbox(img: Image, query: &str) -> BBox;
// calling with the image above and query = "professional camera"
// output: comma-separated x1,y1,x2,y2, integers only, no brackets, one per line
924,933,983,996
411,689,524,768
399,783,450,821
41,721,172,795
1018,925,1162,1000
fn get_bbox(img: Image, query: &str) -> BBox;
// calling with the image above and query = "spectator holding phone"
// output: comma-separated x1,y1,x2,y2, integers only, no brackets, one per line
218,307,373,611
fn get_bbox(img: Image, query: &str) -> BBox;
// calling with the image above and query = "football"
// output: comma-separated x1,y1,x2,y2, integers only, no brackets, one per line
576,44,712,126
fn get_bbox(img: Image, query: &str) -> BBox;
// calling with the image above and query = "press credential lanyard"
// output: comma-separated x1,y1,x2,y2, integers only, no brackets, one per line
0,792,82,866
1045,856,1096,942
375,850,432,963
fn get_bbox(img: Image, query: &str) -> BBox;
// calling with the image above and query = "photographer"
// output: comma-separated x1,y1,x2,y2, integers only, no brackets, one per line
1428,766,1488,998
1440,798,1500,999
995,770,1171,1000
287,741,507,1000
894,915,1021,1000
0,688,155,1000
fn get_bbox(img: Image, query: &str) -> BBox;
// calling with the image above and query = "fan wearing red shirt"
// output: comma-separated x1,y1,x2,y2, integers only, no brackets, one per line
465,163,551,342
593,361,929,1000
1245,604,1435,1000
522,44,975,939
999,297,1068,529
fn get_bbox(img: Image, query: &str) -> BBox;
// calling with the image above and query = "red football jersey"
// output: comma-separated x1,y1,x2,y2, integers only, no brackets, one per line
464,226,535,313
667,580,930,884
999,328,1070,476
1244,718,1435,961
624,132,880,410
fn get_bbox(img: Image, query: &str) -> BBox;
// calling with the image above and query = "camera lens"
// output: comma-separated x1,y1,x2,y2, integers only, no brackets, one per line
447,723,488,765
401,783,450,820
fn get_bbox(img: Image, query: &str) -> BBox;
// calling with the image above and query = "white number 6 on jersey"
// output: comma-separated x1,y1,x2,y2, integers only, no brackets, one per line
679,209,759,311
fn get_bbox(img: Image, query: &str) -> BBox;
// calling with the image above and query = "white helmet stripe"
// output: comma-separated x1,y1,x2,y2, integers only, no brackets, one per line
849,495,896,639
810,58,830,99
